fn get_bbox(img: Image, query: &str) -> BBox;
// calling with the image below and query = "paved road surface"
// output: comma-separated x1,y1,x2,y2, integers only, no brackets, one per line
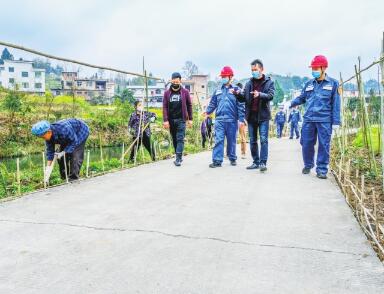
0,138,383,293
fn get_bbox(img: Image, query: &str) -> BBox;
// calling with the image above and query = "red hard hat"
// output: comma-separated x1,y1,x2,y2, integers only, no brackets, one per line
310,55,328,68
220,66,234,77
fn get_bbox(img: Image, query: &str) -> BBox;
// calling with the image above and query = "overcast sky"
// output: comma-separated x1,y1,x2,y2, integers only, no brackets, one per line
1,0,383,81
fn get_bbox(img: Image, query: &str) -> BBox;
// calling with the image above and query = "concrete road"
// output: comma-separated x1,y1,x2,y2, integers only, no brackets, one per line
0,138,383,293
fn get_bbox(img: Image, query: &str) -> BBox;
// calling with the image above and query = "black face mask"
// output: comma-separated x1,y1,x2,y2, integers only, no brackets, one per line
171,83,181,91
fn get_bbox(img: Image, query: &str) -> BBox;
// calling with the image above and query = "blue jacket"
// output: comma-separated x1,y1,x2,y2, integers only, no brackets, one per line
46,119,89,160
206,84,245,123
274,111,286,124
290,75,340,125
288,110,302,124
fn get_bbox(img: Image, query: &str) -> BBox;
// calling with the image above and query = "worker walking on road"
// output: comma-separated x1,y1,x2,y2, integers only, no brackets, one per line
128,100,156,162
204,66,245,168
289,55,340,179
288,106,302,139
274,106,286,138
162,72,193,167
31,119,89,181
235,59,275,172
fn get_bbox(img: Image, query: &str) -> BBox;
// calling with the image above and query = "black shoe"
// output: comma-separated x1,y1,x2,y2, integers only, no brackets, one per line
174,159,182,167
302,168,311,174
316,173,327,179
289,137,293,140
246,163,259,170
230,160,237,166
296,136,300,139
260,163,267,172
209,162,222,168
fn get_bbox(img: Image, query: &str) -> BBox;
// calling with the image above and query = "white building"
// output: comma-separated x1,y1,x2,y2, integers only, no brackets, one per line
0,59,45,94
126,81,166,107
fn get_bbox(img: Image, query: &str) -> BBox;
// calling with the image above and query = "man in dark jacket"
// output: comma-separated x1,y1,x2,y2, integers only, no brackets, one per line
162,72,193,166
236,59,275,172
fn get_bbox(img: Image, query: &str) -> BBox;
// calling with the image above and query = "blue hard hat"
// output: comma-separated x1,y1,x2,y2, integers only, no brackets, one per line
31,120,50,136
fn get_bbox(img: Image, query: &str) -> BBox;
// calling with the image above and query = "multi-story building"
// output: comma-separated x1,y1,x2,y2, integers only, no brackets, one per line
182,74,209,110
126,81,166,108
0,59,45,94
52,72,115,103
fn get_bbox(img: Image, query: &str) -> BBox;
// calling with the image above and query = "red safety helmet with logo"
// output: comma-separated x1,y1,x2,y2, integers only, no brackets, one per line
309,55,328,68
220,66,234,77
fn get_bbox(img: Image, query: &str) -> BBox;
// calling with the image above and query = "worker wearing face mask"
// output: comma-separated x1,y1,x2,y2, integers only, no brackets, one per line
289,55,341,179
204,66,245,168
162,72,193,167
234,59,275,172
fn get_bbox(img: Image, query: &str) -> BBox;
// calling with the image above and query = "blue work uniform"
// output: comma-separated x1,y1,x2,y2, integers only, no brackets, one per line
288,109,302,139
206,84,245,164
290,74,340,175
274,111,286,138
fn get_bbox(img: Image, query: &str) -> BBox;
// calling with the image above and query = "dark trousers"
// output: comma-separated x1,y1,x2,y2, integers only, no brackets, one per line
58,141,86,180
290,122,300,139
130,132,155,161
169,119,186,159
248,120,269,165
202,129,212,148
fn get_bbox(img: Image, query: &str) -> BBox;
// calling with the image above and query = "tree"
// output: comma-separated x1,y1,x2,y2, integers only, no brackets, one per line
116,89,135,104
2,89,24,138
182,61,199,79
1,48,14,61
274,80,285,105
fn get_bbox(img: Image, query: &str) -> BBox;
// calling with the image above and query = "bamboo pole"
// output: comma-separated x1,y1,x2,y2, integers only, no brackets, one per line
0,40,161,80
380,32,384,190
42,152,46,189
86,150,90,178
121,143,125,169
99,133,105,172
16,158,21,195
372,189,380,240
63,153,69,184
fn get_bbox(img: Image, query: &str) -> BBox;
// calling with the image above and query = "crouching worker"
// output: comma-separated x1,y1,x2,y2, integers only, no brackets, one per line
128,100,156,162
204,66,245,168
31,119,89,181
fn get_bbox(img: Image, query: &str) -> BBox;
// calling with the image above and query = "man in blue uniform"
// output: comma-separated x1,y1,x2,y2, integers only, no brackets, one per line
204,66,245,168
274,106,286,138
288,107,302,139
290,55,340,179
31,119,89,181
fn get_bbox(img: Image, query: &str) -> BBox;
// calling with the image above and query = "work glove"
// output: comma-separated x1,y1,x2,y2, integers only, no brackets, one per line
332,125,340,131
44,165,54,184
150,116,156,123
55,151,65,159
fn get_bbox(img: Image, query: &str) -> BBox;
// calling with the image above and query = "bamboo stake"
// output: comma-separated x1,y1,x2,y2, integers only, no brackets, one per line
86,150,90,178
372,189,380,240
63,153,69,184
99,133,105,172
121,143,125,169
42,152,46,189
16,158,21,195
